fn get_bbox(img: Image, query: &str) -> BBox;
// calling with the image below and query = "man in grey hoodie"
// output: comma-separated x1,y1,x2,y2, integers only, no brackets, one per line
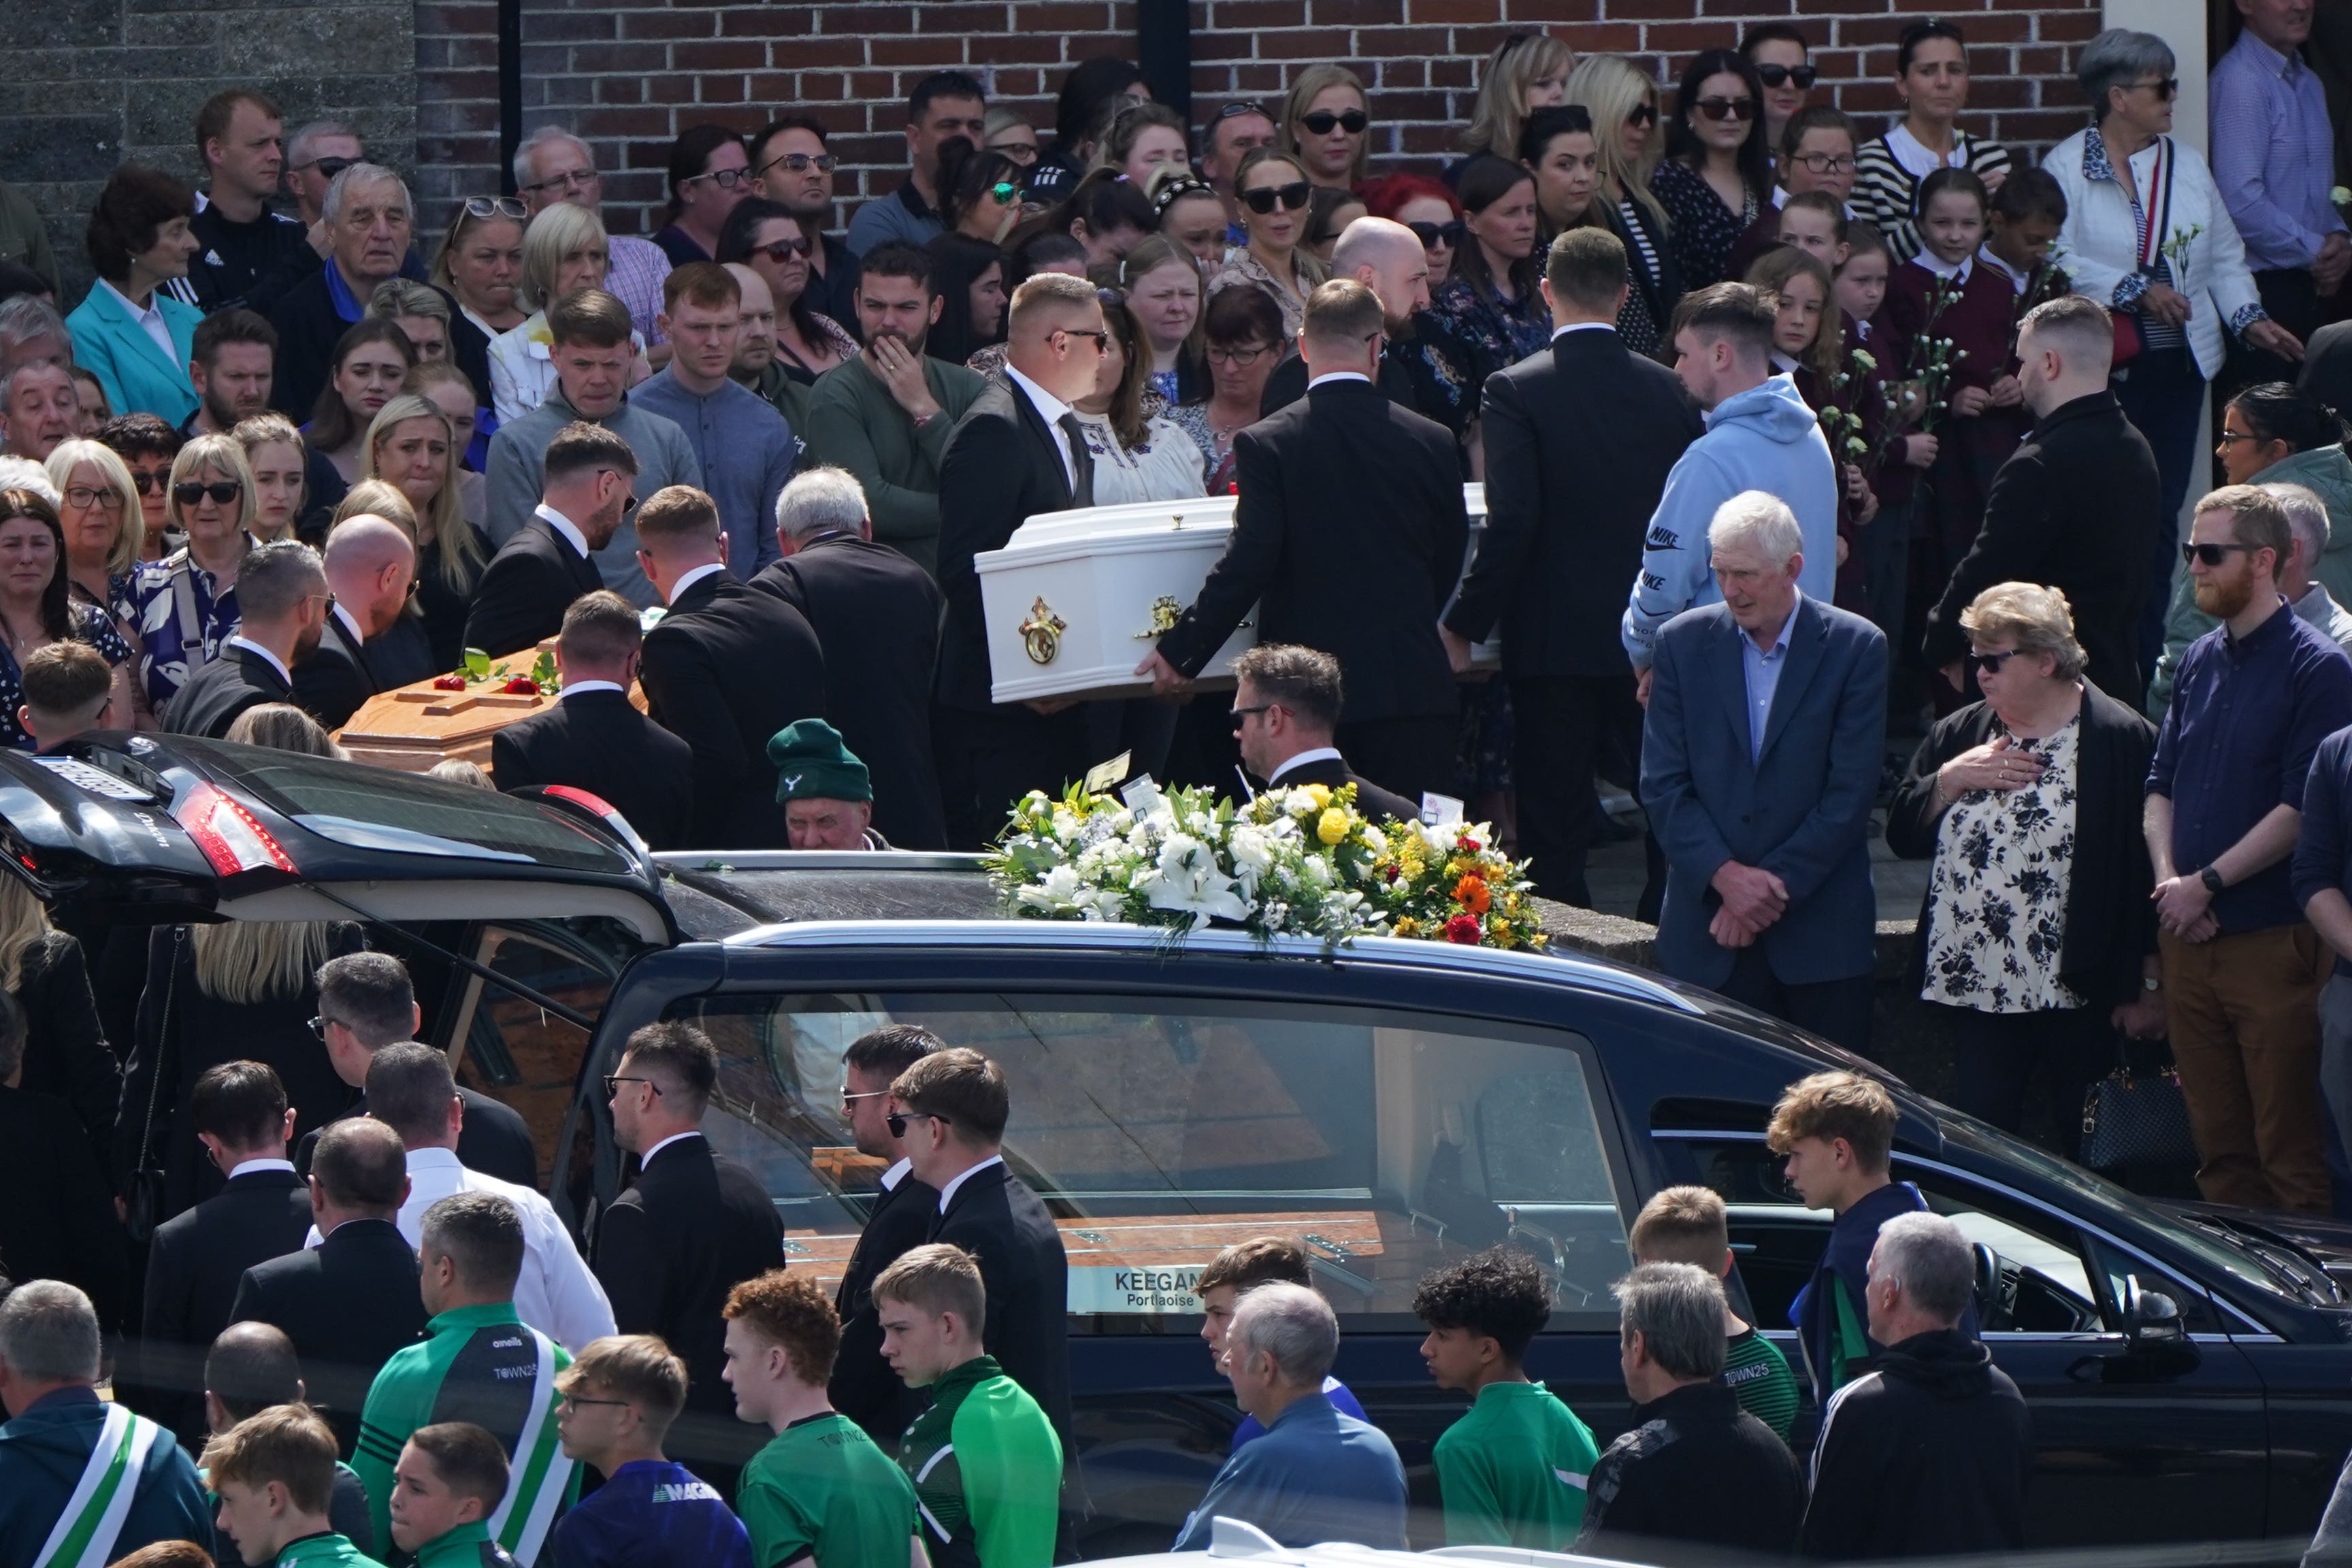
1621,283,1840,694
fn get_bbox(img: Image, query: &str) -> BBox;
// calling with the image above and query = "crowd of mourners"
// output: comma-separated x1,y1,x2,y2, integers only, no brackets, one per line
7,5,2352,1560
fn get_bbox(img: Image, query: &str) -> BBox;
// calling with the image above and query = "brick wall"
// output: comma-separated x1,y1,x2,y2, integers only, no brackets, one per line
414,0,2104,246
2,0,414,299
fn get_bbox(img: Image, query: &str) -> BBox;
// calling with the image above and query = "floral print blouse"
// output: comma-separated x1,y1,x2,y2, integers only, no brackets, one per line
1650,158,1759,293
1920,710,2085,1013
1428,273,1553,374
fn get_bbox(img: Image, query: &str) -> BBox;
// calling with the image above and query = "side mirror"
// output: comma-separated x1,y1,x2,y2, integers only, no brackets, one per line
2123,1274,2186,1351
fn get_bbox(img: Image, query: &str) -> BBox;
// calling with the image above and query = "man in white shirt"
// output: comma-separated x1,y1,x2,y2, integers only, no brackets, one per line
350,1041,615,1354
162,538,326,738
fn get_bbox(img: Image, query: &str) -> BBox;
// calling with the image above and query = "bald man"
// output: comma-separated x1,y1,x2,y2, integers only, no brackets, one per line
724,263,784,398
1259,217,1466,452
293,515,416,730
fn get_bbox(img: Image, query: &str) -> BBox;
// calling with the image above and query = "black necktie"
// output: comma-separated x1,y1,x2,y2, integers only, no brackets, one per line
1056,412,1096,508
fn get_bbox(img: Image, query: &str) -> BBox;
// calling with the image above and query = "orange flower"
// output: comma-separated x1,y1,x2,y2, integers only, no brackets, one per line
1453,873,1491,915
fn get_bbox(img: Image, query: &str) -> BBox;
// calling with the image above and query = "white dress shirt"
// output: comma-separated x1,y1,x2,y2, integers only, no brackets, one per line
330,601,369,649
559,679,625,702
936,1153,1005,1212
100,279,179,365
1004,365,1079,492
534,502,591,558
1305,371,1371,389
666,561,726,604
1552,321,1616,340
880,1157,912,1192
304,1147,616,1353
226,1157,295,1181
225,635,291,686
639,1130,702,1166
1267,747,1343,785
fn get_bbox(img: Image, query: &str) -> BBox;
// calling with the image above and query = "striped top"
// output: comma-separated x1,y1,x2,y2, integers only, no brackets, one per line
1852,124,2014,262
1723,1326,1803,1440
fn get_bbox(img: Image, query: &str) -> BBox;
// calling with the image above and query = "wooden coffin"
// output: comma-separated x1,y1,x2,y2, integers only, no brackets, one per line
331,642,646,779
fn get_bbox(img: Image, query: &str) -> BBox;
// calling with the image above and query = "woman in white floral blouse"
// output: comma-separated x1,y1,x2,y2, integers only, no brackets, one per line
1887,583,2165,1158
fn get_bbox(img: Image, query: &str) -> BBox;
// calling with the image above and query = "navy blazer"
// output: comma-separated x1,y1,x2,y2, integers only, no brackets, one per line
1639,593,1886,990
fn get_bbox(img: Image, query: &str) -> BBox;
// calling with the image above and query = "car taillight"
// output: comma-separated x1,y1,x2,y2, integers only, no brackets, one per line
174,783,296,876
540,785,648,851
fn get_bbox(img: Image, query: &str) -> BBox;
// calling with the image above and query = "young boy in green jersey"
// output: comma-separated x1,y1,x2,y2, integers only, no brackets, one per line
1630,1186,1801,1440
388,1424,518,1568
203,1405,385,1568
1414,1245,1600,1550
875,1243,1062,1568
721,1270,919,1568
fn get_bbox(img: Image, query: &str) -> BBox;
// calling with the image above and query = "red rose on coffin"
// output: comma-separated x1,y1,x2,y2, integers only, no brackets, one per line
500,676,538,695
431,674,467,691
1444,913,1482,944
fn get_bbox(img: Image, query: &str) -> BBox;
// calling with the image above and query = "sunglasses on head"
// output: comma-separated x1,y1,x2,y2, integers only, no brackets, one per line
173,481,241,506
1298,110,1369,135
1694,96,1758,122
757,235,813,261
1752,63,1818,89
1214,100,1273,123
1241,180,1313,214
1406,218,1467,249
2183,541,2257,566
462,195,528,220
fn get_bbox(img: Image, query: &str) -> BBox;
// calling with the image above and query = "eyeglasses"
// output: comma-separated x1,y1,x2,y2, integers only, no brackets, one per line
462,195,528,220
2215,428,2263,447
2127,77,2180,100
1206,342,1271,367
603,1074,662,1100
1792,152,1856,175
1298,110,1369,136
987,181,1021,204
1406,219,1467,250
683,166,751,191
755,150,838,177
2182,541,2257,566
755,235,813,261
1626,104,1659,129
291,155,354,180
521,168,600,197
1966,649,2021,676
1056,327,1111,354
1752,63,1819,90
1694,97,1759,122
1241,180,1312,214
557,1393,632,1411
306,1015,342,1041
174,481,242,506
63,487,125,511
128,468,170,495
885,1110,940,1138
842,1088,890,1111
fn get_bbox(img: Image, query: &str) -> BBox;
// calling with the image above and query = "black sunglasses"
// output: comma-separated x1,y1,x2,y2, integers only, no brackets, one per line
294,155,355,180
1241,180,1313,214
1406,219,1467,250
1299,110,1369,136
173,481,242,506
603,1074,662,1100
2129,76,2180,100
756,235,813,261
885,1110,940,1138
1626,103,1659,129
1752,63,1818,89
1694,97,1758,122
2182,541,2257,566
128,469,169,495
1966,649,2021,676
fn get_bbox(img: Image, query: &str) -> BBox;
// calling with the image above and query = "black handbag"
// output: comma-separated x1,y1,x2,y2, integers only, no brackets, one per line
2080,1041,2196,1173
120,928,184,1245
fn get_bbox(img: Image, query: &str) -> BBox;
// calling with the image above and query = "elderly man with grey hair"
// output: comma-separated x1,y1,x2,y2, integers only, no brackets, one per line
0,295,70,374
1574,1262,1802,1560
1640,489,1886,1051
0,1280,216,1564
268,161,421,423
1801,1211,2031,1558
2152,480,2352,712
513,124,673,347
1173,1281,1406,1552
750,465,948,847
164,538,329,738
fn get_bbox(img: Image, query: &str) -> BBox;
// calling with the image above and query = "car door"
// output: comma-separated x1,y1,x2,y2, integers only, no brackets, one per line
1655,1132,2270,1546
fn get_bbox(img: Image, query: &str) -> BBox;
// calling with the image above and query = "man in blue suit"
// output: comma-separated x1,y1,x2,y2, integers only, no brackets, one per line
1640,491,1886,1053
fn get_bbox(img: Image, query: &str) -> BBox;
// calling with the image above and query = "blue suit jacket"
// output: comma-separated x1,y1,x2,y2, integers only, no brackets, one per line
66,284,200,425
1640,593,1886,989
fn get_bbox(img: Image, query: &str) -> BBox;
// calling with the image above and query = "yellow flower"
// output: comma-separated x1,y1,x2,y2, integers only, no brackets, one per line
1316,808,1352,845
1303,783,1333,810
1392,916,1422,938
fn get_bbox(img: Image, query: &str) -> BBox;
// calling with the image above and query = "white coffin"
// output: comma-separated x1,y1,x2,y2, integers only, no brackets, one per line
977,485,1499,704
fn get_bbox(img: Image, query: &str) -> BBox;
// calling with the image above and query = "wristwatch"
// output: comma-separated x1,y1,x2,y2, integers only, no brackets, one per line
2199,865,2227,895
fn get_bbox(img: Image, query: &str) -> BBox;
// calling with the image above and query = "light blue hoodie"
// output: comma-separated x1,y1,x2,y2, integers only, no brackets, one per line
1620,374,1840,668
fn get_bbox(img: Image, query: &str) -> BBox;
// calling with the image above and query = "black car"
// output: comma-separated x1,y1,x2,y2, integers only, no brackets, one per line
9,733,2351,1558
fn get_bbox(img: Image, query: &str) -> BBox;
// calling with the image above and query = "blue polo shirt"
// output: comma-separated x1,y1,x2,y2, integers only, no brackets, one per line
2150,596,2352,933
2291,725,2352,976
542,1459,751,1568
1173,1392,1407,1553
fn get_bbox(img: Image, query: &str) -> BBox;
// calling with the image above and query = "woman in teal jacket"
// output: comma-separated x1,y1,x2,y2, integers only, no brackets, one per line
65,167,202,426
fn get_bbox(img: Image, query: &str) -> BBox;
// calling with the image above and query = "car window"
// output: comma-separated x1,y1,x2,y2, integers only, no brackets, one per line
673,992,1632,1330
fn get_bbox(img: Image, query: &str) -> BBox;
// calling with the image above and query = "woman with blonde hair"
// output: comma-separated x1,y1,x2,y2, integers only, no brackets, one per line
489,202,642,425
0,849,118,1163
1456,31,1576,171
1566,54,1677,356
225,701,343,757
363,395,489,672
119,431,258,710
45,436,144,612
1281,65,1371,190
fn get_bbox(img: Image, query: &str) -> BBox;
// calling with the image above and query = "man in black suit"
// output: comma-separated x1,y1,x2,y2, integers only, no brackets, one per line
163,539,328,738
140,1060,310,1443
634,484,828,849
894,1046,1072,1453
1142,278,1469,806
462,421,635,659
1921,295,2158,709
934,272,1109,847
1443,229,1704,907
753,466,948,849
592,1022,783,1477
1258,218,1471,453
1224,644,1420,823
490,591,694,849
291,952,537,1189
228,1117,426,1446
293,516,413,731
828,1024,943,1443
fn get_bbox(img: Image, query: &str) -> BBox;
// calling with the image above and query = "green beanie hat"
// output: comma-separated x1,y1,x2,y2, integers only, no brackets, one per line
768,719,872,804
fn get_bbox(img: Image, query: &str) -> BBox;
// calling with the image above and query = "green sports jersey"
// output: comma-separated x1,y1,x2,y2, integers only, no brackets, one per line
739,1411,918,1568
355,1303,576,1567
1431,1379,1600,1550
412,1521,519,1568
274,1531,386,1568
1723,1327,1801,1440
896,1355,1062,1568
